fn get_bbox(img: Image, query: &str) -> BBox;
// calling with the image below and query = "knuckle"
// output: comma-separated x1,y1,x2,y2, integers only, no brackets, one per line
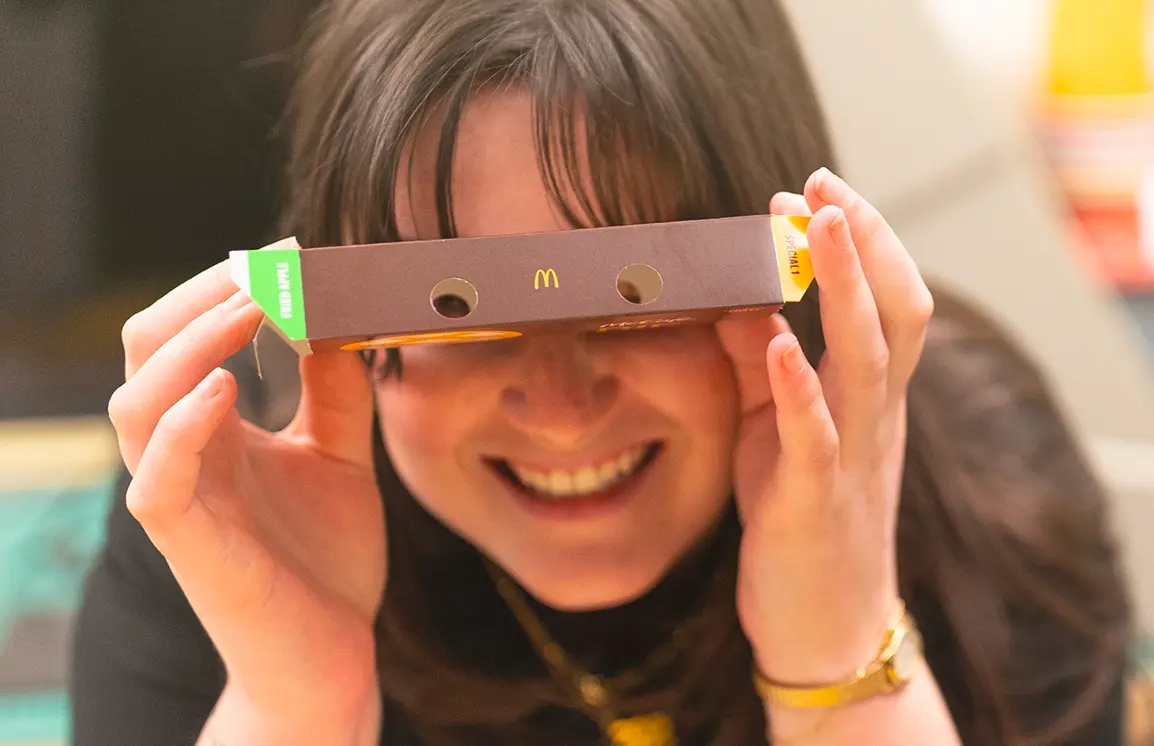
791,364,824,408
154,398,193,443
119,310,143,347
106,386,136,432
857,346,890,389
124,478,158,524
807,426,840,470
890,288,935,352
120,311,158,361
910,286,936,328
106,388,122,426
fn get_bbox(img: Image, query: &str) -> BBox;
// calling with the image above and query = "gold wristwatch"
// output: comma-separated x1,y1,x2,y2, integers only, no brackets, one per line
753,602,923,708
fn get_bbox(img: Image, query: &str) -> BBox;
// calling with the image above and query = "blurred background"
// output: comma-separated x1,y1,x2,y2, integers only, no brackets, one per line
2,0,1154,743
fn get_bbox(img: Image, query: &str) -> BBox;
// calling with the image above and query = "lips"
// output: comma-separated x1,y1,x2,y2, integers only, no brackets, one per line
488,442,663,501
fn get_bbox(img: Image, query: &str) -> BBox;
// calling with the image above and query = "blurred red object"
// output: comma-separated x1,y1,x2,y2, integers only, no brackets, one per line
1068,205,1154,292
1038,0,1154,293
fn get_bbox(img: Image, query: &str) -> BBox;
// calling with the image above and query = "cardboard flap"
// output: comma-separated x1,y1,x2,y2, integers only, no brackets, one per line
229,236,308,342
771,215,815,302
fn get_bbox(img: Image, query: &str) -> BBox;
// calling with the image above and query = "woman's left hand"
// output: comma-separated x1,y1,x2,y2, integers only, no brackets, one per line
718,168,934,686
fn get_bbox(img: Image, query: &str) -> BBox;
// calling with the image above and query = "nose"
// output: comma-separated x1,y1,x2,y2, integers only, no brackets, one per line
500,333,620,446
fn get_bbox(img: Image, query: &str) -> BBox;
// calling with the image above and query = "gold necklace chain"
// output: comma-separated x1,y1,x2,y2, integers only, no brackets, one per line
484,558,730,746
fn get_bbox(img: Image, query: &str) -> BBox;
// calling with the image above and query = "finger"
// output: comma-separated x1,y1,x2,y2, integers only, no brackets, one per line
765,332,838,522
287,349,375,467
122,261,239,379
128,367,280,620
807,204,889,454
716,312,792,416
108,292,264,473
129,367,358,692
804,168,934,384
770,192,811,216
127,368,234,544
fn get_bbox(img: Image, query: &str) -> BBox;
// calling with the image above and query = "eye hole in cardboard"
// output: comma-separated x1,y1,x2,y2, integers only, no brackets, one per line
616,263,662,305
430,277,478,319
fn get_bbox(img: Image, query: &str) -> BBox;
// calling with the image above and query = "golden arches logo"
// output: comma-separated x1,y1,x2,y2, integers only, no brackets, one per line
534,268,559,289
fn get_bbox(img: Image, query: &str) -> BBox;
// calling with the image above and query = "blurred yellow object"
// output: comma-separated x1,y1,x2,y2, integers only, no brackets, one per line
1131,676,1154,745
1036,0,1154,291
1046,0,1150,97
0,417,118,492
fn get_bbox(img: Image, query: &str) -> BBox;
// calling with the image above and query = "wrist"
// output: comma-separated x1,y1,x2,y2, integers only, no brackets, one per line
744,594,903,686
751,600,920,708
762,660,961,746
222,626,381,739
760,667,913,745
207,674,381,746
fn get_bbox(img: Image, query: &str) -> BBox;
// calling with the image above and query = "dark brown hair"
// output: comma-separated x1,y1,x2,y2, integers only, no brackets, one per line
279,1,1131,743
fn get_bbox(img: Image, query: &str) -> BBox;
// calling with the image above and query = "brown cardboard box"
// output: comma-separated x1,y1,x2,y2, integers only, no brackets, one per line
229,215,812,355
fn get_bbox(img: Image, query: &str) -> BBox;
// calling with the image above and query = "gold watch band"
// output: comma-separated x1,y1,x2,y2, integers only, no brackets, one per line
754,658,894,708
752,603,921,709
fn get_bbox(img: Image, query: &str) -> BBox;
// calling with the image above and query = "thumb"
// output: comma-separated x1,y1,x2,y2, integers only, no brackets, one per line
291,350,375,467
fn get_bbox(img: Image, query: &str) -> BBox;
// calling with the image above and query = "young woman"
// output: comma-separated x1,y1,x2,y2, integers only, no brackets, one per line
71,0,1131,744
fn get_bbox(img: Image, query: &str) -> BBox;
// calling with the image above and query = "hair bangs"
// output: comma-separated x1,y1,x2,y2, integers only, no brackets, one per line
364,1,744,244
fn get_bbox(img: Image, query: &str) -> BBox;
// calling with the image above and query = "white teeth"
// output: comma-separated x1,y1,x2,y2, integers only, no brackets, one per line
507,446,651,499
573,468,599,492
549,471,574,495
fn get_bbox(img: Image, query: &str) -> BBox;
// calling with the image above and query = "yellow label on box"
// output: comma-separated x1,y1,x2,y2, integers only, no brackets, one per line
771,215,814,302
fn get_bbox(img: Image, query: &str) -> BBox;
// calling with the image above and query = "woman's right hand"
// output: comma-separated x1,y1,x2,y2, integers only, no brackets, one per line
107,261,385,742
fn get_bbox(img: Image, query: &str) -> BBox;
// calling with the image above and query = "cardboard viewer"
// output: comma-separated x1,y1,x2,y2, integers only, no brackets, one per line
229,214,814,355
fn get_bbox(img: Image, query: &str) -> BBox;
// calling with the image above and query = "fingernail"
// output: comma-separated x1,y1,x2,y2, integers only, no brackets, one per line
813,167,849,201
812,167,831,190
782,338,806,373
827,208,848,244
199,368,227,399
224,290,253,312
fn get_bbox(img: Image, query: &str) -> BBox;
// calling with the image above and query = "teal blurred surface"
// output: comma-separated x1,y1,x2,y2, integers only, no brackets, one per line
0,482,115,645
0,691,68,743
0,418,119,745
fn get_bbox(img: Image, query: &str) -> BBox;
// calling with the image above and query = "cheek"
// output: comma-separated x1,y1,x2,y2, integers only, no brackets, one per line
375,363,486,470
608,328,740,440
376,375,498,547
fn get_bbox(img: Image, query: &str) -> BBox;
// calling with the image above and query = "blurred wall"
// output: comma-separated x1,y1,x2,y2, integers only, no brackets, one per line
782,0,1154,632
0,2,98,309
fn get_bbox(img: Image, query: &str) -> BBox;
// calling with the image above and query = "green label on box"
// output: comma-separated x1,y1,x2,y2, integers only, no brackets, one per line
248,249,307,340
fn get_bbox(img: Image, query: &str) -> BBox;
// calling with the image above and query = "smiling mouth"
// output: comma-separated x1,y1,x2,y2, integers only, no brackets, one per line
487,441,664,501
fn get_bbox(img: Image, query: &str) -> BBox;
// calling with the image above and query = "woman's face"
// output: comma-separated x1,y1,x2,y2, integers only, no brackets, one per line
376,91,740,610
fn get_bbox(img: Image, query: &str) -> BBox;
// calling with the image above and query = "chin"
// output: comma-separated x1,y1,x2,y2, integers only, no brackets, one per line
504,550,675,611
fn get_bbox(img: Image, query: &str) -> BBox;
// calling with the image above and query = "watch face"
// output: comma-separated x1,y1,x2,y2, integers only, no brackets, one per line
891,627,923,682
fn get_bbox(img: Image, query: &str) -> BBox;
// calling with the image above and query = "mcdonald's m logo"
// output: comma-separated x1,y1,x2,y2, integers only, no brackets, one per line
534,268,559,289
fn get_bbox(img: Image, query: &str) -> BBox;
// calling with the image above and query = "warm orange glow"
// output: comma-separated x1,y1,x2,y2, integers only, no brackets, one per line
340,329,523,350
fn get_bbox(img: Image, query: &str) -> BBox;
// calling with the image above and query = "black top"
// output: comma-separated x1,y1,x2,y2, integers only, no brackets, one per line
69,471,1127,746
68,347,1128,745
